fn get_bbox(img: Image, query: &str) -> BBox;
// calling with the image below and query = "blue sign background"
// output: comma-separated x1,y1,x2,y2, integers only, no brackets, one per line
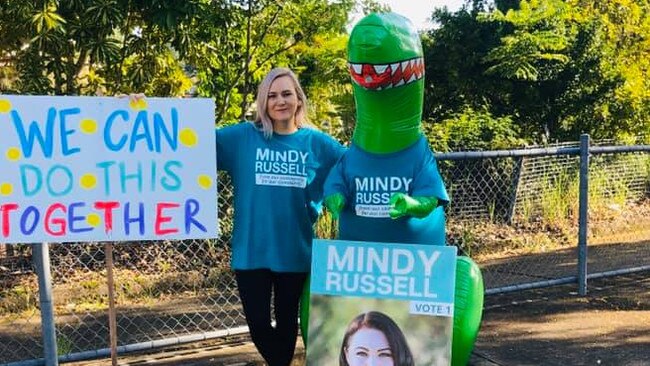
311,239,457,303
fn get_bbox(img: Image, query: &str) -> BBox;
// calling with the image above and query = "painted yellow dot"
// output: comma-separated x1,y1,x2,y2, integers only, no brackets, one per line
79,174,97,190
179,128,198,147
6,147,21,161
0,99,11,113
0,183,13,196
80,118,98,134
86,213,101,227
197,174,213,189
129,98,148,110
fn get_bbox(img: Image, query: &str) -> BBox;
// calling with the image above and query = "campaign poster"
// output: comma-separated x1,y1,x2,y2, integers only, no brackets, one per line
307,239,457,366
0,95,217,243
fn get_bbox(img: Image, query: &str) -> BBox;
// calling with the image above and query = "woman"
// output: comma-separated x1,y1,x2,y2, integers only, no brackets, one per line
216,67,344,366
340,311,414,366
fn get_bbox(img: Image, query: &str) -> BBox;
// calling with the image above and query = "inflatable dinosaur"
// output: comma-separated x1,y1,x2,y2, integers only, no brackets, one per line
309,12,484,366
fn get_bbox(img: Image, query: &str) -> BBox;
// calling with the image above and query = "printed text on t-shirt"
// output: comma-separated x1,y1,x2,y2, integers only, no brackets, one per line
354,176,412,217
254,148,308,188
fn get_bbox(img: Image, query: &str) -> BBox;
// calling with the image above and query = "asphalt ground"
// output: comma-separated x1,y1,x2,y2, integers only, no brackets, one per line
68,270,650,366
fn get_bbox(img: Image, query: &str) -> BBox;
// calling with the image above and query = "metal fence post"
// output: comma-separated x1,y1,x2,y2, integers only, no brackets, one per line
578,134,590,295
34,243,59,365
506,156,525,224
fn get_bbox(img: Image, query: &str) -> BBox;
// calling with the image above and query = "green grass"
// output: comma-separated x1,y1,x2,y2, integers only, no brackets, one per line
57,334,73,355
0,284,37,316
539,170,579,225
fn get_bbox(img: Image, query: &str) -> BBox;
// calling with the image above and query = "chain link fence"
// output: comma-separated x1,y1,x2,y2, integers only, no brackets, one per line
441,142,650,294
583,150,650,275
1,141,649,364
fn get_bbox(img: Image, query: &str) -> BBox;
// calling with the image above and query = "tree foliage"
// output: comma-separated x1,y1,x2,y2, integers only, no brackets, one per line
0,0,354,128
424,106,525,152
2,0,649,148
185,0,354,124
480,0,571,81
424,0,650,144
0,0,199,96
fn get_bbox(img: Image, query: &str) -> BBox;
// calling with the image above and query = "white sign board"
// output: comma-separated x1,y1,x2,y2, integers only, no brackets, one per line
0,96,217,243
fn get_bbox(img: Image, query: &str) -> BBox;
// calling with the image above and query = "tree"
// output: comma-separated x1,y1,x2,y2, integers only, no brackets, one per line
480,0,650,140
423,0,650,143
0,0,198,96
564,0,650,140
422,6,505,122
186,0,354,124
294,33,353,141
0,0,360,134
481,0,571,82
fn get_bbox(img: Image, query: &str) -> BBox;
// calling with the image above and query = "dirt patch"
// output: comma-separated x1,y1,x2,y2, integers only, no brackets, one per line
449,200,650,262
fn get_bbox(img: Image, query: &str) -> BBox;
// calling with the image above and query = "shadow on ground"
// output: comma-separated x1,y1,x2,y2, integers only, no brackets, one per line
474,270,650,366
65,271,650,366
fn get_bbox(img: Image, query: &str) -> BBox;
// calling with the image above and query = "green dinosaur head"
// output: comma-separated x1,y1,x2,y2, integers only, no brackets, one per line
348,12,424,154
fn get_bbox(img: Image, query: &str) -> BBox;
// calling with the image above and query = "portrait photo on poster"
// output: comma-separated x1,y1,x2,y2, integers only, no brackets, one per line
306,297,452,366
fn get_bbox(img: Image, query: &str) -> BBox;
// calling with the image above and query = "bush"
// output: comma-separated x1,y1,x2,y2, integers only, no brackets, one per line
423,106,526,152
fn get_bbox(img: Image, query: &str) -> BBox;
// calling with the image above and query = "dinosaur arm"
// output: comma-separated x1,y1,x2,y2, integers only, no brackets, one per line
324,193,346,220
389,193,438,219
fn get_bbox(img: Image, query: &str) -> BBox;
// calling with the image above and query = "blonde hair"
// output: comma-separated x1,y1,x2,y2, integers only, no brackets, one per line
254,67,310,139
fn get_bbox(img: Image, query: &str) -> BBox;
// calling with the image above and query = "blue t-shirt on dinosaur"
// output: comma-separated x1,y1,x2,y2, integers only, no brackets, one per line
217,122,344,272
324,136,449,245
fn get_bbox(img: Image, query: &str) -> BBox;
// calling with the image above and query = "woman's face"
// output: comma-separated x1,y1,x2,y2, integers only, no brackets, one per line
345,327,394,366
267,75,300,126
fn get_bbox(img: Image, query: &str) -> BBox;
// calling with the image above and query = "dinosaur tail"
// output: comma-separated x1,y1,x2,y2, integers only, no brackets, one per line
452,256,485,366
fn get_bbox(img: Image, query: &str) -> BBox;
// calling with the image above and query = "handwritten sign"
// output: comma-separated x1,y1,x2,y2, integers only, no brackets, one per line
0,96,217,243
307,239,456,365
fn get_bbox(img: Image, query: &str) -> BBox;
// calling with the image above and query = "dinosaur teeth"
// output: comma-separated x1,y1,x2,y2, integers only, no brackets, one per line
407,59,415,69
415,58,424,76
374,64,388,74
349,57,424,89
407,73,418,84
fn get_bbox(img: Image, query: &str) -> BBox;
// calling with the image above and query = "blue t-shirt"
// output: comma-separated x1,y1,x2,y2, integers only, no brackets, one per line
216,122,344,272
324,136,449,245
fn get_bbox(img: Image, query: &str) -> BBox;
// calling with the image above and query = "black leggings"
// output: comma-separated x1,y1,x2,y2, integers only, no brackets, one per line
235,269,307,366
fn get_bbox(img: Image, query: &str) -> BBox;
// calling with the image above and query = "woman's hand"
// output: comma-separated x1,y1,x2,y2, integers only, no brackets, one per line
116,93,146,102
116,93,147,109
